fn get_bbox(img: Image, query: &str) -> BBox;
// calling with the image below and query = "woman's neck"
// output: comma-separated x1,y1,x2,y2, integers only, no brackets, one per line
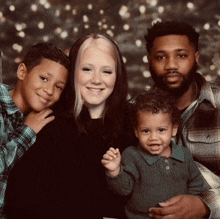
88,104,104,119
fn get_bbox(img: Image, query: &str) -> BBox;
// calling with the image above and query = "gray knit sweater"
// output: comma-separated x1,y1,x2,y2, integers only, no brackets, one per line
106,141,210,219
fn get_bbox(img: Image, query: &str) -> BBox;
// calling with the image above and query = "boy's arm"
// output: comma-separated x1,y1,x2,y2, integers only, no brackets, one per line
0,124,36,174
0,109,54,174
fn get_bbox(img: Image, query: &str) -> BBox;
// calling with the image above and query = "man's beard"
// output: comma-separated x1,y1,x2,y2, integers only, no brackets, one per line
149,62,198,98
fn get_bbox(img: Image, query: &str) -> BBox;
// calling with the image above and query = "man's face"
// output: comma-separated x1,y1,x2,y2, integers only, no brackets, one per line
148,35,199,97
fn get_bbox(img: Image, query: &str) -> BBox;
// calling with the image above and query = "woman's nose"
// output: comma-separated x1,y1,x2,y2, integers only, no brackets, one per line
91,72,102,84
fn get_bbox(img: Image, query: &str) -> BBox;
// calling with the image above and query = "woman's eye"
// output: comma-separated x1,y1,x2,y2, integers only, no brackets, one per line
40,76,47,82
82,67,91,71
103,70,113,74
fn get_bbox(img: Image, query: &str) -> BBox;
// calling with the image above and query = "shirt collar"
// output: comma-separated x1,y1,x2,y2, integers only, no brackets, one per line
0,84,22,116
195,73,216,108
137,141,185,165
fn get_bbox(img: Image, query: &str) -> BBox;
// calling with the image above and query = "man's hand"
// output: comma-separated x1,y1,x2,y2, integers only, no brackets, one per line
24,109,55,134
101,147,121,176
148,194,210,219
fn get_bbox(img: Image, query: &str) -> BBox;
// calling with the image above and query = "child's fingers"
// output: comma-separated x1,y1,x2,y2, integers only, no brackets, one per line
106,150,117,159
101,159,109,165
103,153,115,161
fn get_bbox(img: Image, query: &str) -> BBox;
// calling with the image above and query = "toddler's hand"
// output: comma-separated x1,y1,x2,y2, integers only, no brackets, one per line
24,108,55,134
101,147,121,176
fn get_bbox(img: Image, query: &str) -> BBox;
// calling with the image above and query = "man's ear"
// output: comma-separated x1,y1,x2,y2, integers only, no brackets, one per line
17,63,28,81
195,51,200,65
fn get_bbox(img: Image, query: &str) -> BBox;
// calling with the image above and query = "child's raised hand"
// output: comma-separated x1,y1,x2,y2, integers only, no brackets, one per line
101,147,121,176
24,108,55,134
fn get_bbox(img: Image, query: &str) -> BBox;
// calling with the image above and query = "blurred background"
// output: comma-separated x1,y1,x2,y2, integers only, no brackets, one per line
0,0,220,98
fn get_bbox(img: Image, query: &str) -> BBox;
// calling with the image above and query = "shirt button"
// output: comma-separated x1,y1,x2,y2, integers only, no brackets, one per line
165,159,169,163
166,166,170,170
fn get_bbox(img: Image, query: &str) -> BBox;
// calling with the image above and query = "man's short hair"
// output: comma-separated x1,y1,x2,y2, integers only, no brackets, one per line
144,21,200,54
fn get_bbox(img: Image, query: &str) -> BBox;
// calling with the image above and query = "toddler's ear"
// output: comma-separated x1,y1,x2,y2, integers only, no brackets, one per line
134,128,138,138
172,124,178,137
17,63,28,80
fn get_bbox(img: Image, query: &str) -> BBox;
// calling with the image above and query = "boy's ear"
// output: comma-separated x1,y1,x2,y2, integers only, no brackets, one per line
172,124,178,137
17,63,28,81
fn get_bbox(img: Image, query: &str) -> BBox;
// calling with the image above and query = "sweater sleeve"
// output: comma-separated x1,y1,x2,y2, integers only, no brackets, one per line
106,146,140,196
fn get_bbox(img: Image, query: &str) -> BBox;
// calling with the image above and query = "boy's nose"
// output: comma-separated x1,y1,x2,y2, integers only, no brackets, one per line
44,84,54,95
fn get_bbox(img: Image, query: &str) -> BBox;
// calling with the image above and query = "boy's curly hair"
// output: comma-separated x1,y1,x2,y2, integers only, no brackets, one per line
130,89,181,128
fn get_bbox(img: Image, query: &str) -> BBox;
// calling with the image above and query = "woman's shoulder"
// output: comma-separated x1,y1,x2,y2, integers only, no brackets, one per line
38,116,78,138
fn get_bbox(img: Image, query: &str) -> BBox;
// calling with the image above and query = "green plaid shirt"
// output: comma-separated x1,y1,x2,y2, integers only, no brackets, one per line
0,83,36,217
176,73,220,219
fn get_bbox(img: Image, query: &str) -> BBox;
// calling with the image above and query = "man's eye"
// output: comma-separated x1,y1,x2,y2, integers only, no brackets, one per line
156,56,165,60
178,54,187,58
40,77,47,82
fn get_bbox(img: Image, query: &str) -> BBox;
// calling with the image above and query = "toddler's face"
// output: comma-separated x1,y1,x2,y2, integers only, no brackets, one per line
135,111,178,157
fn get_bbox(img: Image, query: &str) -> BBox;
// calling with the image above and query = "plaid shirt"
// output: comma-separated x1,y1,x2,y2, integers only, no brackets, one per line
0,83,36,217
176,73,220,219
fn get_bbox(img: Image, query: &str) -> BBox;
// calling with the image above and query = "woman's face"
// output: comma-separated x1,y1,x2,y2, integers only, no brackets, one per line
76,44,116,118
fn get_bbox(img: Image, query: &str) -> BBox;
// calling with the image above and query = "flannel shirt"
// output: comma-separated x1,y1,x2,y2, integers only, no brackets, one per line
176,73,220,218
0,83,36,217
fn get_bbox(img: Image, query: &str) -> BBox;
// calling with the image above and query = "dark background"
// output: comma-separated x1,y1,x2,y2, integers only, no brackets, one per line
1,0,220,98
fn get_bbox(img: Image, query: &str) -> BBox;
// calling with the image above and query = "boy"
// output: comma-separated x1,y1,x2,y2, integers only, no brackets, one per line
0,42,69,215
102,89,209,219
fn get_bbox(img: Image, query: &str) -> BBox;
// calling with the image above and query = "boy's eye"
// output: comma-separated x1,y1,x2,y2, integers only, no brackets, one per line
55,85,63,91
40,76,48,82
143,129,150,133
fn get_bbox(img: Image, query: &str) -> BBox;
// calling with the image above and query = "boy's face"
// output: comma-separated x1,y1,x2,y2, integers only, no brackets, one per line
135,111,178,157
148,35,199,97
18,58,68,113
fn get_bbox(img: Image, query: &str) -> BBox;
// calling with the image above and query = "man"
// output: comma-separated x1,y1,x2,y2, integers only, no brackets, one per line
145,21,220,219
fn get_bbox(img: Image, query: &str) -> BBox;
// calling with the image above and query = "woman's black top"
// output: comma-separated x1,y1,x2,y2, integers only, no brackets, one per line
4,116,135,219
